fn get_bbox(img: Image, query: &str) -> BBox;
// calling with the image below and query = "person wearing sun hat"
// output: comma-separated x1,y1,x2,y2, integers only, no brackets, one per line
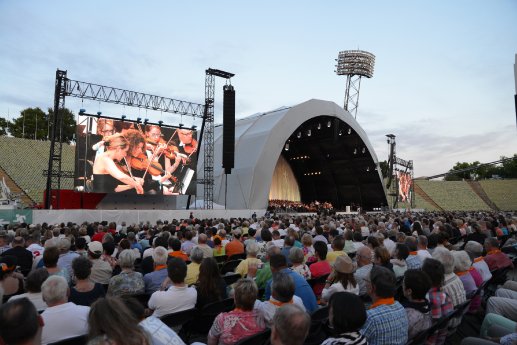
321,255,359,302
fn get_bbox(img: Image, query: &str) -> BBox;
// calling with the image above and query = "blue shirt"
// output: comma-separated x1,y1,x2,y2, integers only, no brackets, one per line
361,301,408,345
265,268,318,313
144,268,169,294
406,254,422,270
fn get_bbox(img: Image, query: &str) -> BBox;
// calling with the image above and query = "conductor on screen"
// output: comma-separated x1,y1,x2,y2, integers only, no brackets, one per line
92,133,144,194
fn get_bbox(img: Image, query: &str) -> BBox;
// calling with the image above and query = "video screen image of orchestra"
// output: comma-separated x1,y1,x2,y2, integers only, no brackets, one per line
74,117,197,196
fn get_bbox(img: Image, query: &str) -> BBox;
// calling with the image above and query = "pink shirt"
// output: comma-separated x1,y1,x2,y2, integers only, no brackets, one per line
209,309,265,345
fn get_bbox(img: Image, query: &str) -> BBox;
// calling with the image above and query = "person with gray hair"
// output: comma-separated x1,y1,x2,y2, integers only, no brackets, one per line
56,237,80,281
289,247,311,279
195,233,214,259
185,247,204,285
144,246,170,294
107,249,145,296
249,245,281,290
432,247,466,308
464,241,492,282
40,275,90,344
271,304,310,345
255,271,306,326
235,242,262,278
453,250,479,310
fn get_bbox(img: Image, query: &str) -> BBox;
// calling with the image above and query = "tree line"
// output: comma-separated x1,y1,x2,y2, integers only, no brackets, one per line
444,157,517,180
0,107,76,142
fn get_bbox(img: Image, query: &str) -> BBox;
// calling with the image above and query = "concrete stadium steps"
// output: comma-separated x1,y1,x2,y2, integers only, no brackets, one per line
0,166,34,205
478,180,517,211
467,181,499,211
413,181,442,211
0,137,75,203
415,180,490,211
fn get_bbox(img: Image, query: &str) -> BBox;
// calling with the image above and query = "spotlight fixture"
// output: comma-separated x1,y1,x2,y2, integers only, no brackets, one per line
366,166,370,172
79,109,86,115
353,148,357,155
96,111,102,116
362,147,366,154
179,123,184,128
191,125,197,130
284,142,289,151
144,118,149,124
348,128,352,135
121,115,126,121
327,120,331,127
158,120,163,127
136,117,142,123
307,129,311,137
297,132,302,138
339,130,343,136
317,123,321,130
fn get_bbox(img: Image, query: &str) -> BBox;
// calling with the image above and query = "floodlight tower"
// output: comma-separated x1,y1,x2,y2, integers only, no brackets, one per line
335,50,375,119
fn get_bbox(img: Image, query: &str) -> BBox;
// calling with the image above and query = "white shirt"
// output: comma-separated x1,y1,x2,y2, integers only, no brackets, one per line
41,302,90,345
383,239,396,255
417,249,432,262
149,285,197,318
321,281,360,302
272,239,285,248
27,243,45,258
254,296,305,327
473,258,492,282
352,242,365,251
9,292,47,312
143,247,155,259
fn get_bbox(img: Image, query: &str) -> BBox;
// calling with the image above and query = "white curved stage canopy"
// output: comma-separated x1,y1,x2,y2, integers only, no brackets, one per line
198,99,388,210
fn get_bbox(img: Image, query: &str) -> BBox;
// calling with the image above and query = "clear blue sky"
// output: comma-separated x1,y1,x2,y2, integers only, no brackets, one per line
1,0,516,177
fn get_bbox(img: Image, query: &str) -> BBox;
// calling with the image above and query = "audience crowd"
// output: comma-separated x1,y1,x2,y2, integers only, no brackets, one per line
0,210,516,345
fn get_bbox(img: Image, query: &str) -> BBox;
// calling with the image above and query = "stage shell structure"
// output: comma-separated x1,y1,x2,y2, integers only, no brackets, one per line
198,99,388,211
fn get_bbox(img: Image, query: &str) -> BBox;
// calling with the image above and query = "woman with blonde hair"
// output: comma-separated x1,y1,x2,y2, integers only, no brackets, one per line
92,133,144,194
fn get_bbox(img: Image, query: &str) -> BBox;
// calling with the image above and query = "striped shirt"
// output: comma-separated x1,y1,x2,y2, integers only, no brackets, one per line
322,332,367,345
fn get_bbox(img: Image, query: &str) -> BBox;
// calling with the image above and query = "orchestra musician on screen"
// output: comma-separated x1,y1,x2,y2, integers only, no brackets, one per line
83,118,197,195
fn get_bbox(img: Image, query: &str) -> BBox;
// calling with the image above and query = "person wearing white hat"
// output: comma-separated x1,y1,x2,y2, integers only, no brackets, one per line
321,255,359,302
87,241,112,285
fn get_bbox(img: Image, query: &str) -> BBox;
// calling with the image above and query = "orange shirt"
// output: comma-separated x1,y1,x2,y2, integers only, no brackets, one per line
225,239,245,257
169,250,189,262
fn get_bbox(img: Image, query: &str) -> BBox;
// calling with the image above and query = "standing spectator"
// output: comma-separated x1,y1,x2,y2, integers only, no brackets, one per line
148,258,197,318
402,270,432,341
69,256,106,306
8,268,49,312
143,246,169,294
1,236,32,276
271,304,310,345
88,241,113,286
208,278,266,345
322,255,359,302
360,266,408,345
322,292,367,345
107,250,145,297
40,276,89,345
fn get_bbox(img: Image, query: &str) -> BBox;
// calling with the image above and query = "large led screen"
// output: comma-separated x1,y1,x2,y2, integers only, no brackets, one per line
397,171,412,203
74,116,197,196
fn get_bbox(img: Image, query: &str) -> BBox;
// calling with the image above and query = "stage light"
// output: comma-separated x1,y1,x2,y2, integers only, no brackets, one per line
339,130,343,136
179,123,184,128
327,120,331,127
96,111,102,117
317,123,321,130
144,118,149,124
366,167,370,172
307,129,311,137
121,115,126,121
284,142,289,151
353,148,357,155
79,109,86,115
348,128,352,135
136,117,142,123
191,125,197,130
297,131,301,138
158,120,163,127
362,147,366,154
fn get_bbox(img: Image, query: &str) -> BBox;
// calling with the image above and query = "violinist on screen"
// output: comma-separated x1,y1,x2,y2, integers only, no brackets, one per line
91,119,116,159
92,133,144,194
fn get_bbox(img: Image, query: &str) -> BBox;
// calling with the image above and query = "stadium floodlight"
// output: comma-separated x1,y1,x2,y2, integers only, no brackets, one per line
79,109,86,115
121,115,126,121
96,111,102,116
158,120,163,127
335,50,375,119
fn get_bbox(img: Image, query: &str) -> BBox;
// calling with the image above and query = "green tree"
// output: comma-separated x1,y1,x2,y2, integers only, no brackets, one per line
0,117,9,135
9,107,48,139
47,107,77,142
500,155,517,178
445,162,472,180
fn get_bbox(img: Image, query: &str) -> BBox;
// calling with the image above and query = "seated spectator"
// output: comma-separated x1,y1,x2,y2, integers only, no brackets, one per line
196,257,227,308
374,246,394,272
280,236,295,265
102,241,118,269
255,272,305,326
289,247,311,280
271,304,310,345
402,269,432,340
1,236,33,276
480,313,517,339
143,246,169,294
195,233,214,259
405,236,423,270
309,241,332,296
75,237,88,258
57,237,80,281
181,230,196,256
361,266,408,345
213,237,226,257
236,242,262,278
69,256,106,306
354,246,373,296
208,278,266,345
185,247,204,285
40,276,89,345
8,268,49,312
322,255,359,302
485,287,517,328
417,235,432,261
422,258,454,345
0,297,44,345
391,243,409,278
107,249,145,297
168,238,189,261
88,241,113,285
484,238,514,272
43,246,70,284
327,236,348,265
253,246,281,290
122,296,185,345
301,233,315,259
0,256,25,303
264,254,317,313
453,250,482,311
225,229,245,257
148,257,197,318
465,223,487,246
88,297,151,345
322,292,367,345
432,247,466,308
464,241,492,282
